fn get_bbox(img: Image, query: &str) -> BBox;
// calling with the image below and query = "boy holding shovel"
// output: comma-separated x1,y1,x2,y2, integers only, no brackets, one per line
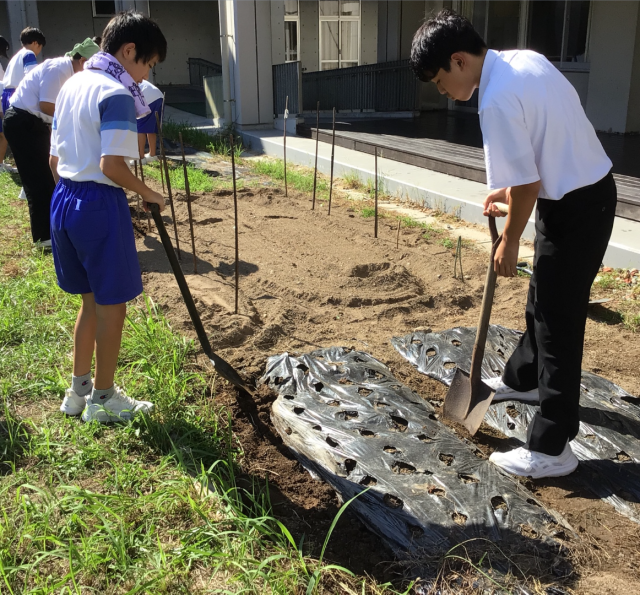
410,10,616,478
51,12,167,422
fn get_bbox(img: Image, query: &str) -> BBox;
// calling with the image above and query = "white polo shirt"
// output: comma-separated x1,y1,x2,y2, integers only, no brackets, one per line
51,69,139,187
10,57,74,123
139,79,163,105
3,47,38,90
478,49,612,200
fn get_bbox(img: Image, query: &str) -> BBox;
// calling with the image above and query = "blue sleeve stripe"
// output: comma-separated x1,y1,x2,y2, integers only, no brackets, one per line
23,52,37,67
98,93,136,126
100,120,137,133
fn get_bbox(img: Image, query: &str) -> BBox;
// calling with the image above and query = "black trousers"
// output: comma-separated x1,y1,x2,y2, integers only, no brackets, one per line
502,172,617,456
4,107,56,243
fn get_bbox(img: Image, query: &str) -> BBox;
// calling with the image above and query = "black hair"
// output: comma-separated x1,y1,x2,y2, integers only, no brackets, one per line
72,53,82,61
0,36,9,59
410,9,486,82
21,27,46,47
102,11,167,63
92,36,102,47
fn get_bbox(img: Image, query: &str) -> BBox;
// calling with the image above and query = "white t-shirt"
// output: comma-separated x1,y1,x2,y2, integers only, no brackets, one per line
3,47,38,90
478,49,612,200
139,79,163,105
10,57,74,123
51,69,139,187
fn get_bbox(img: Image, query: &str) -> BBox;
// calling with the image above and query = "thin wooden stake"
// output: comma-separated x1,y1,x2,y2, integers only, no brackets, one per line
328,107,336,216
396,219,401,249
160,154,165,193
230,134,239,315
139,158,151,232
312,100,319,210
454,235,464,282
134,160,140,221
156,112,181,260
374,147,378,239
179,132,197,274
283,95,288,198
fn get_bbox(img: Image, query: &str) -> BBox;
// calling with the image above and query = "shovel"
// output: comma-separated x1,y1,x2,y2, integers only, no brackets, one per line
148,203,254,397
442,202,509,435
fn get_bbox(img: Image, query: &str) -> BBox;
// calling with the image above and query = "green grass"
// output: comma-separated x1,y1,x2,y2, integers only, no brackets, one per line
161,120,244,159
143,161,216,193
440,238,455,249
342,171,363,190
0,171,411,593
249,158,329,199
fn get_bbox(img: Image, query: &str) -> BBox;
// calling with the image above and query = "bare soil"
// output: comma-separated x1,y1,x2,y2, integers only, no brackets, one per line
129,158,640,593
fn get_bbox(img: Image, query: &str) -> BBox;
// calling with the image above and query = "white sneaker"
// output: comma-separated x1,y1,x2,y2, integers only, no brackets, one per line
82,385,153,423
0,163,17,173
144,154,158,163
484,376,539,403
19,187,27,200
60,388,88,416
489,442,579,478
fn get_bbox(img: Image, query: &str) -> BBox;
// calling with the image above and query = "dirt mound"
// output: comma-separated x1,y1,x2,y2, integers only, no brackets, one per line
130,164,640,592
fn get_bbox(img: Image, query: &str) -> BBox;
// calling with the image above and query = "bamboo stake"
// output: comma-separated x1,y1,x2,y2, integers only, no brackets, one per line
156,112,181,260
312,100,319,210
283,95,288,198
134,160,140,221
230,134,239,315
396,219,401,249
454,235,464,282
139,158,151,232
179,132,197,274
328,107,336,216
374,147,378,239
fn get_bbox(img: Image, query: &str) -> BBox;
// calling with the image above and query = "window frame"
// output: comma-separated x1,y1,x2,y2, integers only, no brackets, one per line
92,0,117,18
319,0,361,71
284,1,301,63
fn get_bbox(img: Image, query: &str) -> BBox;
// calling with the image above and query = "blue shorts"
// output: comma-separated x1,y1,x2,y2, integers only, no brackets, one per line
137,98,163,134
50,178,143,305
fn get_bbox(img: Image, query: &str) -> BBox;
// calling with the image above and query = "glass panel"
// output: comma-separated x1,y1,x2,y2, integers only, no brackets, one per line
284,0,298,16
340,21,359,62
285,21,298,62
321,21,339,62
486,1,520,50
341,61,358,69
319,1,339,17
340,0,360,17
321,62,339,71
565,1,590,62
471,1,487,39
528,0,564,61
94,0,116,16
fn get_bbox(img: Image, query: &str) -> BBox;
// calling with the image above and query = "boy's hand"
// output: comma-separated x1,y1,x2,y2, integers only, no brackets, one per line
494,237,519,277
483,187,509,217
141,189,166,213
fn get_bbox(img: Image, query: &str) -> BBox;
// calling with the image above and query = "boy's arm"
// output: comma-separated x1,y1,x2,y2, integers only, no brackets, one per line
485,181,540,277
23,51,38,75
100,155,165,213
40,102,55,117
49,155,59,183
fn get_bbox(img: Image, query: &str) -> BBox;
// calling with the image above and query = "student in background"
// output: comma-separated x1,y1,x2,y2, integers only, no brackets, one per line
0,35,16,172
4,38,100,248
50,12,167,423
2,27,45,111
134,71,163,164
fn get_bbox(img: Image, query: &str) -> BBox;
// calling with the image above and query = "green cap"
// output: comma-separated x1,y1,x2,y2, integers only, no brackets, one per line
65,38,100,59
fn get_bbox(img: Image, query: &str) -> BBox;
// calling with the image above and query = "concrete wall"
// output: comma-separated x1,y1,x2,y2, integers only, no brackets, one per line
562,70,589,109
586,0,639,133
37,1,97,59
399,0,425,59
299,0,318,72
360,0,377,64
150,0,220,86
270,0,285,65
627,5,640,132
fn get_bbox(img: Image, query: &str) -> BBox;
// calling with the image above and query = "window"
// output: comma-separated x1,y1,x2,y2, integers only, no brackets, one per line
92,0,116,17
528,1,591,63
284,0,300,62
319,0,360,70
463,1,520,50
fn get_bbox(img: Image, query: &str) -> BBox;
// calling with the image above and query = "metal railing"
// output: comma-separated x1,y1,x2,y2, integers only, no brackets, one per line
273,61,302,116
188,58,222,89
302,59,418,112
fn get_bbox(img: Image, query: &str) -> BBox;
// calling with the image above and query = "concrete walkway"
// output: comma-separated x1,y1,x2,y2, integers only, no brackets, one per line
241,129,640,269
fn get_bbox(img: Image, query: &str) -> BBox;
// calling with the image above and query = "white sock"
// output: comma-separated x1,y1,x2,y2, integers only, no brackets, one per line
72,372,93,396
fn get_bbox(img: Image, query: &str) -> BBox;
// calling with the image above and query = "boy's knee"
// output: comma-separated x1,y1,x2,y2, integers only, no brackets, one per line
96,302,127,322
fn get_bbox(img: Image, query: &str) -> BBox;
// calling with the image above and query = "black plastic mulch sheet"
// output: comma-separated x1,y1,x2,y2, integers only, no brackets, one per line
392,324,640,523
261,347,571,570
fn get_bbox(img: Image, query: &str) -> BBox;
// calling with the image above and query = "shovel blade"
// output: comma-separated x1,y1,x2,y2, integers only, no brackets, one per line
442,368,494,436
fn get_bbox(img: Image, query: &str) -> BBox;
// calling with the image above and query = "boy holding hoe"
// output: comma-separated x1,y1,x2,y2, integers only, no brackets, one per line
410,10,616,478
51,11,167,423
